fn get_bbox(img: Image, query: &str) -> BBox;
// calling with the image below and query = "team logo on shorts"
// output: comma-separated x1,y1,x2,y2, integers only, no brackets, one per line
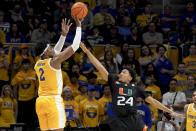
86,107,97,118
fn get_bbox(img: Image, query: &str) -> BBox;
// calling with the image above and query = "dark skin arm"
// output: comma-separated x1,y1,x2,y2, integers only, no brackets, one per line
51,17,82,69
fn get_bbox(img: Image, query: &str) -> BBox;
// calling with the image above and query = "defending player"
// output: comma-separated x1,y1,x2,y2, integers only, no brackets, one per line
34,17,82,131
179,91,196,131
80,42,184,131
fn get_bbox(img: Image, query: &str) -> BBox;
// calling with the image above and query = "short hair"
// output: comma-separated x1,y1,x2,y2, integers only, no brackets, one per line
21,59,30,64
122,67,136,82
156,44,167,53
102,84,110,92
169,78,177,83
35,42,48,56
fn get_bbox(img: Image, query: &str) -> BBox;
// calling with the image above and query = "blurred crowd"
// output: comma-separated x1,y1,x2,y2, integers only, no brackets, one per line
0,0,196,131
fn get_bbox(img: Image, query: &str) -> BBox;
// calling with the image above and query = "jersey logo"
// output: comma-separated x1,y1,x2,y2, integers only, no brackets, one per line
3,102,13,107
119,88,132,96
21,84,31,89
86,106,97,118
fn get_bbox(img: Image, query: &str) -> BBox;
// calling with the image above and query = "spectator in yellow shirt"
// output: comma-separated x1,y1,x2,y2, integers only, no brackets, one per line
13,44,34,73
11,59,37,130
63,87,79,127
145,73,162,101
0,43,10,93
79,85,104,127
0,29,6,43
66,72,80,97
136,2,157,28
98,84,112,121
75,81,88,104
173,63,188,91
183,44,196,77
71,63,87,82
0,85,17,128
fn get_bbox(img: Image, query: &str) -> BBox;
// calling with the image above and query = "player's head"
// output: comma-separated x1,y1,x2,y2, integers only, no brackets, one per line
192,91,196,104
119,67,135,84
35,42,55,59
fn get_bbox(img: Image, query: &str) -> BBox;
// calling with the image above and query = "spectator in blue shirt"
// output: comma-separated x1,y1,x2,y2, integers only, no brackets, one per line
152,45,174,94
136,97,152,129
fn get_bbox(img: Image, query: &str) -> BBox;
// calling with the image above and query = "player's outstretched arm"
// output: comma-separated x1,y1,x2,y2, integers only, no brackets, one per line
54,18,72,55
51,16,82,67
80,42,109,81
179,104,188,131
145,96,185,118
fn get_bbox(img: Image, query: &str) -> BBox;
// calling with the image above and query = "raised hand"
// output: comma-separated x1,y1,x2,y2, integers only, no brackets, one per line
80,42,88,53
61,18,72,36
73,15,83,27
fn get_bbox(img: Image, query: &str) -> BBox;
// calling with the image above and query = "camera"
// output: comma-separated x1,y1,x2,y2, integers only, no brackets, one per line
163,112,171,121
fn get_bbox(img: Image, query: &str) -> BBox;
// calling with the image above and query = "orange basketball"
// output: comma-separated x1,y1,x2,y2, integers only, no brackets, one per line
71,2,88,19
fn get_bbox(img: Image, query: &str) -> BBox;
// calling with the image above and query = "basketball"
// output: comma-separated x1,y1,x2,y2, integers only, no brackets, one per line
71,2,88,19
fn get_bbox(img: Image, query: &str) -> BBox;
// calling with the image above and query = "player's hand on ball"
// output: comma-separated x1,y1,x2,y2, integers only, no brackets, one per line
73,15,82,27
61,18,72,36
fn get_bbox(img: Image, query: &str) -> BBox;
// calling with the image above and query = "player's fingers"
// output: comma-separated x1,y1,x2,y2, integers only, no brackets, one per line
69,22,72,27
67,19,70,25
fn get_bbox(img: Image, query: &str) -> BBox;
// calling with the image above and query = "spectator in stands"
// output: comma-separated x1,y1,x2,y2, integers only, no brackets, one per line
136,2,157,29
103,50,119,74
23,17,35,42
141,62,157,84
116,4,134,25
0,29,6,43
188,25,196,44
9,2,24,23
0,43,10,93
127,24,143,45
162,79,186,126
0,85,17,129
87,72,102,99
183,44,196,76
79,85,104,127
80,46,94,75
138,45,155,71
136,97,152,129
82,2,93,32
145,73,162,101
13,44,34,72
180,2,196,28
87,26,104,45
62,70,70,86
116,41,129,66
145,91,158,131
157,112,179,131
75,81,88,104
93,1,115,16
152,45,174,94
6,22,25,43
0,10,10,34
63,86,79,127
11,59,37,130
76,0,96,11
121,48,141,75
173,63,188,91
104,25,123,46
71,63,88,83
183,74,196,104
31,19,52,43
97,0,116,10
158,5,177,33
99,15,115,39
142,22,163,45
99,44,114,60
66,72,80,98
98,84,112,121
118,16,131,41
93,5,115,26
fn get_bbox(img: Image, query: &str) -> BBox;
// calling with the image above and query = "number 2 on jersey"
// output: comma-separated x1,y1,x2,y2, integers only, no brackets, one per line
117,96,133,106
39,68,45,81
